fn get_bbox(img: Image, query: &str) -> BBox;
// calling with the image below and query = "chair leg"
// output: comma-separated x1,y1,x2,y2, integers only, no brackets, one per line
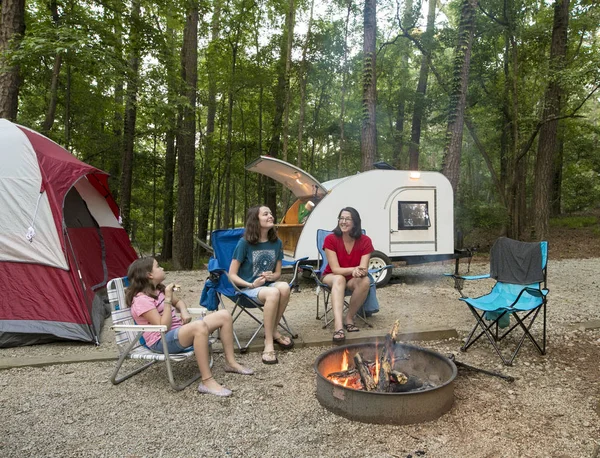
462,306,512,366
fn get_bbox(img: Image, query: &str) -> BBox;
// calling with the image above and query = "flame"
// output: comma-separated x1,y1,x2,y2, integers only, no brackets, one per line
374,357,380,384
341,349,349,371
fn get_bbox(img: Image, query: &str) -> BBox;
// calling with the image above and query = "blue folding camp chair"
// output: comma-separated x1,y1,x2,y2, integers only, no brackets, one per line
203,228,304,353
448,237,549,366
301,229,392,329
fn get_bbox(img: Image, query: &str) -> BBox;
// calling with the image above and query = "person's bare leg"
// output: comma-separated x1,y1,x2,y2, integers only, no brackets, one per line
257,287,280,353
202,310,251,373
272,282,291,341
323,274,347,332
178,320,225,392
345,276,370,325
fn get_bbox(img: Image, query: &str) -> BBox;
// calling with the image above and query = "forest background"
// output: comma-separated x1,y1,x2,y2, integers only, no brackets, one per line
1,0,599,269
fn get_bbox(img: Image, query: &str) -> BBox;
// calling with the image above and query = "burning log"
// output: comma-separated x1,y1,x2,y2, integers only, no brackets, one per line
377,320,401,392
353,353,377,391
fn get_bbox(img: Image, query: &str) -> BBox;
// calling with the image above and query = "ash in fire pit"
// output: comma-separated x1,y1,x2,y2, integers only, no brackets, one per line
314,321,457,425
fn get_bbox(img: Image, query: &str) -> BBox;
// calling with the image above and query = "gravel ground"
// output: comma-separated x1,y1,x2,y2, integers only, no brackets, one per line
1,258,599,457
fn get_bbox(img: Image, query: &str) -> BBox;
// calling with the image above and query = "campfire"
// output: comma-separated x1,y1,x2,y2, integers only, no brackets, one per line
326,320,427,393
314,326,458,425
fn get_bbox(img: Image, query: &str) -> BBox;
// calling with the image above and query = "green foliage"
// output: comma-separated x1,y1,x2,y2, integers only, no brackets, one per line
550,215,598,229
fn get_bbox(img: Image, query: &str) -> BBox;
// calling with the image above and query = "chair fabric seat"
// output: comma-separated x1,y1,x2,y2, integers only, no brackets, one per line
460,283,549,312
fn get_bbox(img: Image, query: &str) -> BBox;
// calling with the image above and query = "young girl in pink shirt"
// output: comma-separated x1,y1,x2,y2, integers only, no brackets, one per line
127,257,253,397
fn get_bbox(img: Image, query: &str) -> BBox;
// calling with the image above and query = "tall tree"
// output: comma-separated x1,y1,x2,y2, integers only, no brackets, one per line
173,1,198,269
533,0,570,240
338,0,352,176
198,0,221,247
41,0,62,135
441,0,477,193
407,0,436,171
0,0,25,120
361,0,377,171
297,0,314,169
119,0,142,233
281,0,295,162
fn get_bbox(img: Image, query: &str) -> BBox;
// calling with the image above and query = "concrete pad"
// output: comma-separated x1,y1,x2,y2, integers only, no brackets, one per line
0,351,117,370
568,319,600,331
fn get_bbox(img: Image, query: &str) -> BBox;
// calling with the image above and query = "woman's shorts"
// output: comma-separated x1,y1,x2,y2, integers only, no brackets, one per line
149,327,193,354
241,286,267,304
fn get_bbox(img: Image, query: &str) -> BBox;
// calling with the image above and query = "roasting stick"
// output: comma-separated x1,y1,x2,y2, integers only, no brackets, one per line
448,354,515,382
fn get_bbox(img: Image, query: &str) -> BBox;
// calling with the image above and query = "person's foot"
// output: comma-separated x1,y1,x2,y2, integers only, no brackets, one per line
273,334,294,350
344,322,360,332
198,376,232,397
332,329,346,342
223,362,254,375
261,350,278,364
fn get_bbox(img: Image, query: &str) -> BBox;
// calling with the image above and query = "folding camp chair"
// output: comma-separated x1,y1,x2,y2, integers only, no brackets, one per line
108,277,214,391
301,229,392,329
206,228,305,353
448,237,549,366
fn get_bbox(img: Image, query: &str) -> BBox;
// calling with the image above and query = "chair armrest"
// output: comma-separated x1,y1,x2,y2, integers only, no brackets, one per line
368,265,393,274
445,273,490,281
112,324,167,332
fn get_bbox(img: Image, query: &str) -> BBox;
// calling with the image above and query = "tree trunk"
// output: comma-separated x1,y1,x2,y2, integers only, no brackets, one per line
119,0,142,234
281,0,295,162
0,0,26,120
393,0,413,169
297,0,314,169
111,9,124,200
41,0,62,136
441,0,477,193
266,17,289,218
533,0,570,240
223,23,241,228
551,135,564,216
198,0,221,248
173,2,199,269
407,0,436,171
161,24,179,261
361,0,377,172
338,0,352,176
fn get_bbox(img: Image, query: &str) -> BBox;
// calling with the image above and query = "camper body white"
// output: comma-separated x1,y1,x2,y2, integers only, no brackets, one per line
246,157,456,285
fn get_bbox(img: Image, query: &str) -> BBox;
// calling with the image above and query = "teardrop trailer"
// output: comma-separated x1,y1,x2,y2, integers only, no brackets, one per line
246,156,472,286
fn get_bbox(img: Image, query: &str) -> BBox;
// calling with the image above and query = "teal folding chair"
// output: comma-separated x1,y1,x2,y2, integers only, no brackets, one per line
448,237,549,366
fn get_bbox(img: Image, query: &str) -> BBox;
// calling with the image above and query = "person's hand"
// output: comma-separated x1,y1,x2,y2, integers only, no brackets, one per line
180,309,192,324
252,276,267,288
164,283,175,303
261,271,275,282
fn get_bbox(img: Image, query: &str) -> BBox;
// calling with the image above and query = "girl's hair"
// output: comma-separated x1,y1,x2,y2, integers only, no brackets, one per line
332,206,363,239
244,205,278,244
125,257,164,307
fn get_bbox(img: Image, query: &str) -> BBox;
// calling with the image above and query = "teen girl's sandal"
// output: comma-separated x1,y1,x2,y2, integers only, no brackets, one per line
273,335,294,350
332,329,346,342
262,350,278,365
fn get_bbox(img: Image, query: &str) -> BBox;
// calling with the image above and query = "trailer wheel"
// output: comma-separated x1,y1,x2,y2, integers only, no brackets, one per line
369,251,392,287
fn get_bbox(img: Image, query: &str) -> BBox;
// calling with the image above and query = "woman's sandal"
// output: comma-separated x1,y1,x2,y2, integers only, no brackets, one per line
262,350,278,365
344,323,360,333
332,329,346,342
273,335,294,350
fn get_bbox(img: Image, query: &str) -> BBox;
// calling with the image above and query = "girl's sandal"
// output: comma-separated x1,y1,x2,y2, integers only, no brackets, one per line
262,350,278,365
332,329,346,342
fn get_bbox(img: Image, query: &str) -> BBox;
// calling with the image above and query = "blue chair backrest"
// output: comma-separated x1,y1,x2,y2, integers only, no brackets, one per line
210,228,245,297
316,229,333,273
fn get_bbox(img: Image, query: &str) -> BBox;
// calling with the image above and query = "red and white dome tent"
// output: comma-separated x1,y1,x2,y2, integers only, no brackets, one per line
0,119,137,347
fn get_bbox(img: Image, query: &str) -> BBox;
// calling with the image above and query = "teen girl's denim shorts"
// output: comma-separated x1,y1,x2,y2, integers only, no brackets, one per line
149,327,193,354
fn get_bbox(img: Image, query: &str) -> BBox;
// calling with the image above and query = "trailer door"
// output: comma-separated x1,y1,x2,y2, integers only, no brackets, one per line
389,188,437,253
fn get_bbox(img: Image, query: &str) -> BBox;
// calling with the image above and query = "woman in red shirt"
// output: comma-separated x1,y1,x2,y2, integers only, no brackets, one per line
322,207,373,342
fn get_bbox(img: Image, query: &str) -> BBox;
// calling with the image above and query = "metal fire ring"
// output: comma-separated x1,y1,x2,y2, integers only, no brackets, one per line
314,342,457,425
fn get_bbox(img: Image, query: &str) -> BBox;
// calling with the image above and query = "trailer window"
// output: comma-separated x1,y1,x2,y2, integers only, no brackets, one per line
398,201,430,230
